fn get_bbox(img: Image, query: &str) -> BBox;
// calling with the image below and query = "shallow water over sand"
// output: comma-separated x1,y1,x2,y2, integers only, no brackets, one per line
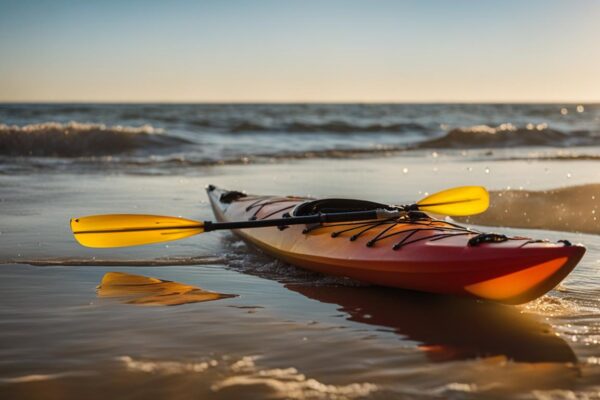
1,154,600,399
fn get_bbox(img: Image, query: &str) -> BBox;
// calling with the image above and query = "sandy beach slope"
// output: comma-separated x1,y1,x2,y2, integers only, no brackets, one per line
458,184,600,235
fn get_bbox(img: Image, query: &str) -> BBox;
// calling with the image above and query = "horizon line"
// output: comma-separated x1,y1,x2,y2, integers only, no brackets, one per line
1,100,599,105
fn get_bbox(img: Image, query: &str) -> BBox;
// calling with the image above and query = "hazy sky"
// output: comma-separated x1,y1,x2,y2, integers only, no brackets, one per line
1,0,599,102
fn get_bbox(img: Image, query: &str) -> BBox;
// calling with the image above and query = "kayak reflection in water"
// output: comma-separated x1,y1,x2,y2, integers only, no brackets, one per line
285,284,576,364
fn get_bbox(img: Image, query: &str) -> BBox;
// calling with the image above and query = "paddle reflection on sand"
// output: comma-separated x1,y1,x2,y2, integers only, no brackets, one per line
285,283,576,364
96,271,236,306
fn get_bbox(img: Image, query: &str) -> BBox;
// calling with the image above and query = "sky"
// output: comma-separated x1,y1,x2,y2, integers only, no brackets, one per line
0,0,599,103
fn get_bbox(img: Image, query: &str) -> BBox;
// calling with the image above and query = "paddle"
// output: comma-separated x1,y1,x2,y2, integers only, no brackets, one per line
71,186,488,248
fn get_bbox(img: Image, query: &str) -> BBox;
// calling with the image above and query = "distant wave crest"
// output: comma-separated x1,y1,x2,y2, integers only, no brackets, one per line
229,120,430,134
417,123,598,149
0,122,188,157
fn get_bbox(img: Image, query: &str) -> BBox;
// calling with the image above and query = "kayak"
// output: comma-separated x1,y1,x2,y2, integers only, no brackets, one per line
207,185,585,304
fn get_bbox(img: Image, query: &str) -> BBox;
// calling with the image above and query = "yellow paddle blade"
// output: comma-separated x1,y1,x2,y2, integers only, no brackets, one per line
70,214,204,248
416,186,489,216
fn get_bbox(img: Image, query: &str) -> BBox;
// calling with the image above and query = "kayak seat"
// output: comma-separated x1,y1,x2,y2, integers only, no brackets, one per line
293,198,390,216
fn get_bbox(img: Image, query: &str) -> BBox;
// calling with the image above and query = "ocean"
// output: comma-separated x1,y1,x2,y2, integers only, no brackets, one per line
1,103,599,399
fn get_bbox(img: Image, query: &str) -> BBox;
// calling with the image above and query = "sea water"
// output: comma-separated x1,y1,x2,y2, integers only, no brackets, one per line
1,104,599,399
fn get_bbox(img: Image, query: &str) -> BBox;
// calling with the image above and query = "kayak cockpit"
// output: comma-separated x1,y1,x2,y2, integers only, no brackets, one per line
293,198,393,216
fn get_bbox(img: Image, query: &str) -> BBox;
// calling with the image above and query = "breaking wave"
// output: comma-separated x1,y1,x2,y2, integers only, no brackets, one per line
417,123,599,149
2,118,599,169
0,122,189,157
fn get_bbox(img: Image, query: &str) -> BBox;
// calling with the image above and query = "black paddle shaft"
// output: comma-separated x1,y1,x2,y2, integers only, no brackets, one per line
203,209,399,232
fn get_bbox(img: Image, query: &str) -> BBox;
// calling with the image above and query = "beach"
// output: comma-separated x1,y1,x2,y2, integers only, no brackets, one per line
1,103,600,399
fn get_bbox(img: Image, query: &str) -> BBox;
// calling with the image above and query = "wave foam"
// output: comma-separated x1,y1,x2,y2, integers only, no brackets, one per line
418,124,597,149
118,355,218,375
0,371,95,384
0,122,187,157
229,120,430,134
212,356,377,399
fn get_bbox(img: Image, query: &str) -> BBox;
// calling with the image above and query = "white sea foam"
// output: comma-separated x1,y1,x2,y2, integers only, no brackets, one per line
418,124,597,149
0,371,95,384
118,355,218,375
212,356,377,399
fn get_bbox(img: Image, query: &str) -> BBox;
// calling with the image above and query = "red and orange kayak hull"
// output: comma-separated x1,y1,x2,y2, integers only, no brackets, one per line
207,186,584,304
